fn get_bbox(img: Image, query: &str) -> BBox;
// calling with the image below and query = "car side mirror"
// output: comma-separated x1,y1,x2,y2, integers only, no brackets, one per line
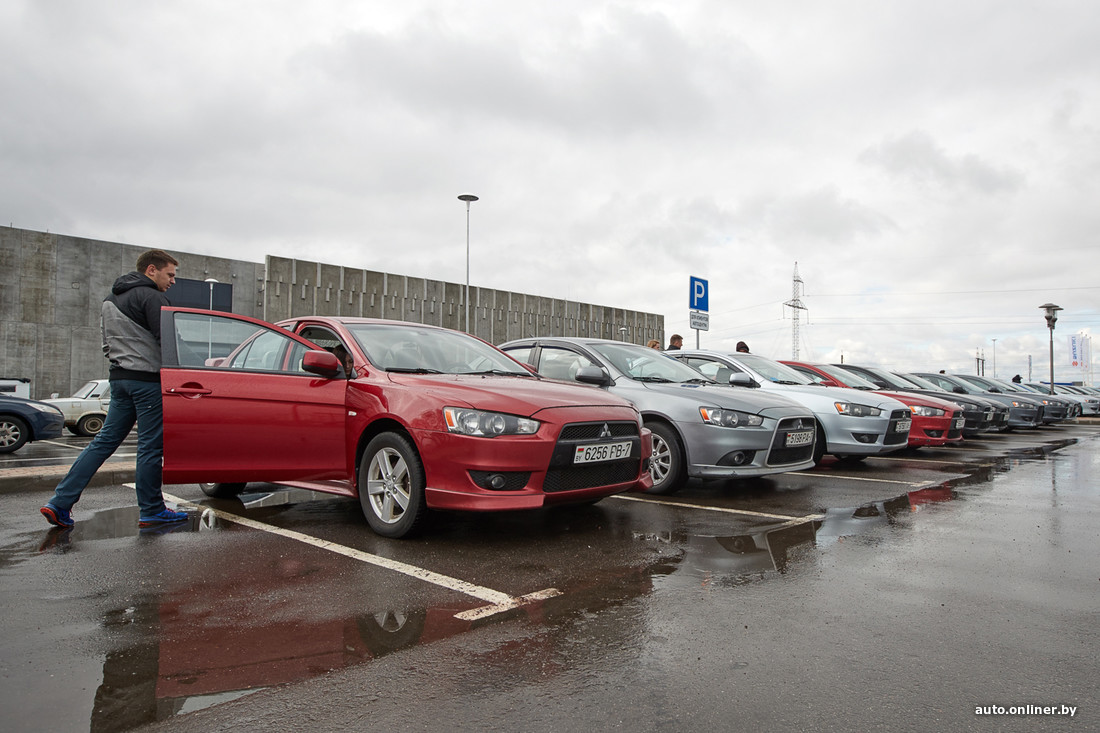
575,365,611,386
302,350,342,378
728,372,755,388
953,387,965,394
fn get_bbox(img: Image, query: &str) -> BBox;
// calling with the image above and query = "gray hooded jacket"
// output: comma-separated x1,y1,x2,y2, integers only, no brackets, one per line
101,272,168,382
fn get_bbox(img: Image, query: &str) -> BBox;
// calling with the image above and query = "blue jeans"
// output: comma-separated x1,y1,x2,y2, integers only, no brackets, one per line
49,379,166,516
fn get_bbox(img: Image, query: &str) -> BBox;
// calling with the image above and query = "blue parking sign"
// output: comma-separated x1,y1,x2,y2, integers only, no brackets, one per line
690,276,709,312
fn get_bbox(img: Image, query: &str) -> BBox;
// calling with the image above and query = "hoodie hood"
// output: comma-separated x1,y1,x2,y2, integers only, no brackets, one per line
112,271,157,296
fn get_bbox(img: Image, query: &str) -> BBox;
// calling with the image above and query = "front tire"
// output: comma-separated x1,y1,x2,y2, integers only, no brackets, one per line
76,414,105,436
0,416,29,453
359,432,427,538
645,422,685,494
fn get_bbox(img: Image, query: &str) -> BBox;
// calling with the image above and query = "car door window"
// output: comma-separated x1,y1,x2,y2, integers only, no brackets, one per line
173,312,310,374
537,346,595,381
502,345,534,366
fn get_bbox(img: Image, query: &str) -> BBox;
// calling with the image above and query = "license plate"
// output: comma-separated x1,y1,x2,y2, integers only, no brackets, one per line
894,419,912,433
574,441,632,464
785,430,814,447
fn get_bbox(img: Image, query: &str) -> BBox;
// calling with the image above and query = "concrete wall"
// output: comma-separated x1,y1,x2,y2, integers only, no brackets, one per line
1,226,664,399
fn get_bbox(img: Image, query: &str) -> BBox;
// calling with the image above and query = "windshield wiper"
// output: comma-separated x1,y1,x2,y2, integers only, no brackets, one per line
633,376,675,383
386,367,444,374
465,369,532,377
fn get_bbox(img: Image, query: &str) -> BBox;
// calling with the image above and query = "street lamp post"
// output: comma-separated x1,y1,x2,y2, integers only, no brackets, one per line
1040,303,1062,395
458,194,479,333
204,278,219,359
992,338,997,378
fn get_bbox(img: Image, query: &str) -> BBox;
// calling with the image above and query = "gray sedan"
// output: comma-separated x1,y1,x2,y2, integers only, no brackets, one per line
499,338,817,494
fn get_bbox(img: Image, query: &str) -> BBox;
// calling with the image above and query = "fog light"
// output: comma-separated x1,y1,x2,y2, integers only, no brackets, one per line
853,432,877,444
718,450,756,467
489,474,507,489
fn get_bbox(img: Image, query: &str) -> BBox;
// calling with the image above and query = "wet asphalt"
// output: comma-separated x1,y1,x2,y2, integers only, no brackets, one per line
1,424,1097,732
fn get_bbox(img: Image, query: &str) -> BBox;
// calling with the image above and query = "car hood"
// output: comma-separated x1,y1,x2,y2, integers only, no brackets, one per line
637,381,809,416
759,383,907,412
382,373,636,417
876,391,962,411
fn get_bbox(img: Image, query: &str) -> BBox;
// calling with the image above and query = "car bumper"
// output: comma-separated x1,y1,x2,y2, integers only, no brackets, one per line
413,413,651,511
819,410,911,456
908,413,965,447
677,415,817,478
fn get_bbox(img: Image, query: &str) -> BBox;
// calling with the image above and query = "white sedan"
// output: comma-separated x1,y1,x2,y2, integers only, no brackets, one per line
43,379,110,436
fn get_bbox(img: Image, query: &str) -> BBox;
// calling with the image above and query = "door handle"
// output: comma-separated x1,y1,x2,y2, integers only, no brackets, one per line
168,386,213,397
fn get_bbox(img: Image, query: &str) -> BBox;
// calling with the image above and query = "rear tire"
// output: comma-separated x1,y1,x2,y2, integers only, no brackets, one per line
359,432,427,538
645,422,685,494
199,482,247,498
76,414,105,436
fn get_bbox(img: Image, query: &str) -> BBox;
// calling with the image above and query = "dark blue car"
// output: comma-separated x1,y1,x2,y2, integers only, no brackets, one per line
0,395,65,453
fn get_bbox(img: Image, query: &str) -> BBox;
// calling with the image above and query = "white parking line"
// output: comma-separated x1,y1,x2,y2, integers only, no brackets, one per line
611,493,823,522
161,491,559,621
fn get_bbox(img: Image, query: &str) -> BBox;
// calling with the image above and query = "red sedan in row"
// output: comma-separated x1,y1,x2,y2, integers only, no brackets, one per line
780,361,965,449
160,308,652,538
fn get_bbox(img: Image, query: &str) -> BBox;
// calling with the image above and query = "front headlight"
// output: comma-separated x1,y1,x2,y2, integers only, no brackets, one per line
909,405,945,417
30,402,63,415
699,406,764,428
443,407,539,437
834,402,882,418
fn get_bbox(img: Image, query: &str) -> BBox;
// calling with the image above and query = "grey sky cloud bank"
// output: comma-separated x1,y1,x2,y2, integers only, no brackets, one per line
2,0,1097,381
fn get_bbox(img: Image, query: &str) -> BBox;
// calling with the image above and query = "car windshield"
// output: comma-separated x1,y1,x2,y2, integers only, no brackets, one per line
589,342,712,383
817,364,879,390
344,324,531,375
73,381,101,399
735,354,814,385
898,373,948,392
858,366,915,390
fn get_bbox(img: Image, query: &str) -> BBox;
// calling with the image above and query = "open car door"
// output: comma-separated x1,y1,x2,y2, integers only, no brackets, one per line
160,307,349,485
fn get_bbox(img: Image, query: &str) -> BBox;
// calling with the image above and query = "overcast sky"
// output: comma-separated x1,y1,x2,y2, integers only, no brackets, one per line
3,0,1097,381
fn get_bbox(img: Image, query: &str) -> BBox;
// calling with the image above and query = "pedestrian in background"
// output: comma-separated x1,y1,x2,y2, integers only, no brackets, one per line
646,339,661,350
667,334,683,350
41,249,190,529
736,341,750,353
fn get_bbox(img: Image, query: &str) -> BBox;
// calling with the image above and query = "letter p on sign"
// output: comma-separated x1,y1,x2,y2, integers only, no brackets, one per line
690,276,709,312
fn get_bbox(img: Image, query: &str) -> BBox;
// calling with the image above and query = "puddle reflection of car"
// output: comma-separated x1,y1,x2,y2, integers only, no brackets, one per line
160,309,652,538
498,337,818,494
656,520,821,588
815,494,913,547
0,394,64,453
43,378,111,436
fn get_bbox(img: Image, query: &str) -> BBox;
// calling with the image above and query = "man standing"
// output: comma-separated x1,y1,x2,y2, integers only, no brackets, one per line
667,334,683,350
41,250,189,528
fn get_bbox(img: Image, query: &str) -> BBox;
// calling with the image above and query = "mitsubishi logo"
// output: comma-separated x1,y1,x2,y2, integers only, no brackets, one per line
599,423,612,439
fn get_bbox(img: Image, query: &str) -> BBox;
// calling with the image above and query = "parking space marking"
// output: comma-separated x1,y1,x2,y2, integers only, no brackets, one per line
162,492,561,621
611,493,823,522
786,472,935,488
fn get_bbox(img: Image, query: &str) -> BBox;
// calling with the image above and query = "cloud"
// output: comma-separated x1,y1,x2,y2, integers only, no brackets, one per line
860,131,1025,195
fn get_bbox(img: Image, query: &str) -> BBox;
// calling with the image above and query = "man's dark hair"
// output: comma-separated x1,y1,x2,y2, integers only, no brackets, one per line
136,249,179,272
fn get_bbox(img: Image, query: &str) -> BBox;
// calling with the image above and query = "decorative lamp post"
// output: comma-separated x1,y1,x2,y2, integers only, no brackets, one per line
1039,303,1062,395
458,194,479,333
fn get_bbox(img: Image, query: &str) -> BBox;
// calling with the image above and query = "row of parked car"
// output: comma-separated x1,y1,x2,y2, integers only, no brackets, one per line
4,308,1095,540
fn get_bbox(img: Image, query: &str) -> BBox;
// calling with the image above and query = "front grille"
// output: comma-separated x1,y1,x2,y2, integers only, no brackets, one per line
544,420,642,493
766,417,816,466
559,421,639,441
544,461,639,492
884,409,911,445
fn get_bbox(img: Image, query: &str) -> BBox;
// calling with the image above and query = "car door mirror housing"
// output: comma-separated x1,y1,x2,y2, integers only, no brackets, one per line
574,365,610,386
729,372,755,387
302,350,342,378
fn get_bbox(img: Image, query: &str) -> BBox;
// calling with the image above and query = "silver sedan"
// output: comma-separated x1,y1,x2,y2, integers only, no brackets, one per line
498,338,818,494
